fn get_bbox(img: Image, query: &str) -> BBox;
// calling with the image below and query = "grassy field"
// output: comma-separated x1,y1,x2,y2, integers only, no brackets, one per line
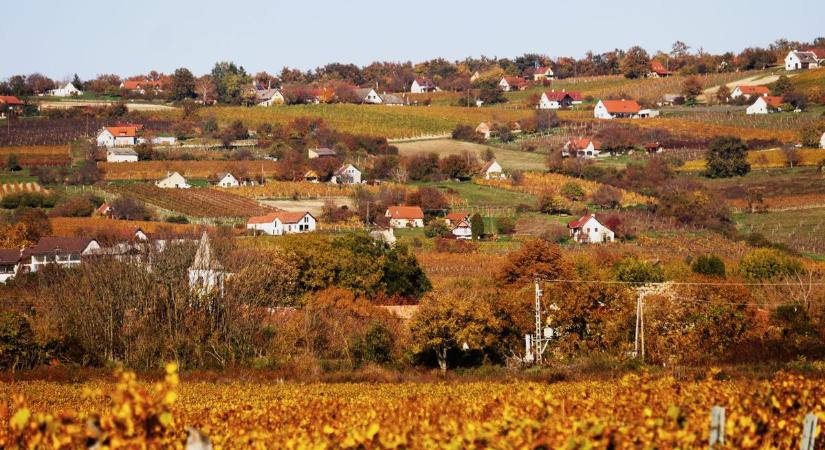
421,180,536,207
697,167,825,210
395,138,547,171
735,207,825,256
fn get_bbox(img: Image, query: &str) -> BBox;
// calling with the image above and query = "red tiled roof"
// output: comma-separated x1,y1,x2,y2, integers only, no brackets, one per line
568,138,601,150
535,67,552,75
0,249,22,265
600,100,641,114
106,126,138,137
543,91,571,101
0,96,24,106
96,203,111,215
650,60,673,75
446,212,469,222
503,76,527,87
762,96,784,108
809,48,825,59
24,237,96,256
248,212,279,224
122,79,163,90
568,214,597,229
736,85,769,95
386,206,424,220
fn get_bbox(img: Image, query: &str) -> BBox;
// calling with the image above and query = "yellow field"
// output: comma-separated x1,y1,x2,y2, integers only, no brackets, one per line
0,182,48,198
99,160,280,180
0,145,68,156
476,172,653,207
680,148,825,171
4,366,824,448
49,217,202,237
221,181,380,199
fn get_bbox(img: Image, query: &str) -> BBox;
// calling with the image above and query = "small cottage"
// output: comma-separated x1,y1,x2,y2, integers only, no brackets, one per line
216,172,240,188
156,172,191,189
499,76,527,92
411,78,438,93
563,138,602,158
247,211,317,235
451,219,473,240
785,50,820,71
567,214,614,244
444,211,470,227
533,67,554,81
385,206,424,228
730,85,769,100
106,148,138,163
539,90,576,109
594,99,642,119
746,96,783,115
332,164,361,184
481,159,505,180
97,126,140,147
48,82,82,97
353,88,383,104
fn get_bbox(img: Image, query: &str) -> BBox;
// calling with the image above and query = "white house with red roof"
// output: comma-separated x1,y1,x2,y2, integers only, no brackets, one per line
451,219,473,240
648,60,673,78
0,96,24,118
746,95,784,115
730,85,769,100
567,214,614,244
410,78,438,93
444,211,470,227
594,99,642,119
499,76,528,92
120,79,164,94
563,138,602,158
385,206,424,228
532,67,554,81
97,125,141,147
539,90,578,109
247,211,317,235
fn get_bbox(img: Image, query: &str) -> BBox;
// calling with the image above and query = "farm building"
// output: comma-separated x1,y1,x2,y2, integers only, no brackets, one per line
444,211,470,227
594,99,642,119
308,148,337,159
156,172,191,189
304,170,320,182
538,90,575,109
385,206,424,228
97,126,141,147
48,82,82,97
96,202,113,218
648,60,673,78
746,96,784,115
247,211,317,235
532,67,554,81
563,138,602,158
188,232,229,295
410,78,438,93
120,79,164,94
106,148,138,163
138,136,177,146
499,77,527,92
255,88,285,106
451,219,473,240
481,159,505,180
21,237,101,272
476,122,492,140
644,142,665,154
332,164,361,184
216,172,240,188
379,93,406,106
0,249,22,283
353,88,383,104
730,85,769,100
568,214,614,244
785,50,820,71
0,96,23,118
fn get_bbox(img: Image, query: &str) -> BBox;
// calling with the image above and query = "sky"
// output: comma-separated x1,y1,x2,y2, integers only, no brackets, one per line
3,0,824,80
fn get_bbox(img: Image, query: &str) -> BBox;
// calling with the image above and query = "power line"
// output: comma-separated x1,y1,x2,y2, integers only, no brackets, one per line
535,278,825,287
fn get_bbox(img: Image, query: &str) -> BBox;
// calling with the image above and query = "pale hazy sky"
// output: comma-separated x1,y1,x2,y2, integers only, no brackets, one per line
3,0,823,80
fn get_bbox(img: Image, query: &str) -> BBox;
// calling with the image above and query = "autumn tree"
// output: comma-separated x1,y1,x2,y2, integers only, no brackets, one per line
621,46,650,79
470,213,484,239
681,76,703,103
195,75,217,104
498,238,570,286
715,85,731,104
771,75,792,96
705,136,750,178
170,67,196,100
405,187,448,212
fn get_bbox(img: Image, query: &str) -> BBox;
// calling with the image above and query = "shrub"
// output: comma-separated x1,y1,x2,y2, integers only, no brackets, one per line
50,195,95,217
691,254,726,278
424,220,450,238
351,322,394,365
614,258,664,284
705,136,750,178
496,217,516,235
739,249,803,280
560,182,585,201
0,311,43,371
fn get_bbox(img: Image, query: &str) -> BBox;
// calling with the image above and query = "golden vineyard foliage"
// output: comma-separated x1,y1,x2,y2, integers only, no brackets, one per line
3,369,824,449
49,217,202,237
0,182,48,198
0,145,68,156
476,172,653,207
103,184,274,218
681,148,825,172
98,160,280,180
223,180,380,199
627,117,799,142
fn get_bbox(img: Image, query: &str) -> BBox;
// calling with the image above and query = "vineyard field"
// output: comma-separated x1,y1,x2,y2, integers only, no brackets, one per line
736,207,825,256
0,145,71,168
224,180,378,199
49,217,203,238
681,148,825,171
0,118,173,146
99,160,280,180
102,184,274,218
395,138,548,171
4,369,824,448
0,182,48,198
476,172,653,207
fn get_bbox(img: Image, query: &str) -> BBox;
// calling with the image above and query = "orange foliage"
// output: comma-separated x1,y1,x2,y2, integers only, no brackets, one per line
49,217,202,238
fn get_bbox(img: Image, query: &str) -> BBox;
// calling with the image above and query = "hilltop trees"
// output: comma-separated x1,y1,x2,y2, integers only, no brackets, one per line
681,76,703,103
705,136,751,178
170,68,196,100
210,61,252,104
621,46,650,79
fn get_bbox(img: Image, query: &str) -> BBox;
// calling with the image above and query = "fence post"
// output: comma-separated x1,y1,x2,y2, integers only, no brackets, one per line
801,413,818,450
709,406,725,448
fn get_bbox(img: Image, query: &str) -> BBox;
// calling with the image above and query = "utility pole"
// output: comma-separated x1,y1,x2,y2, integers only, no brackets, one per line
534,278,543,364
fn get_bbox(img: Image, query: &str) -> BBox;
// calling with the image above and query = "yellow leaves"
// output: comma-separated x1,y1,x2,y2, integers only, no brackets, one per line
10,408,31,431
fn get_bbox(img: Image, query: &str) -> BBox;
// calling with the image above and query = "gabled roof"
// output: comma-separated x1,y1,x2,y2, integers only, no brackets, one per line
446,212,470,222
334,164,359,176
568,214,605,229
217,172,236,180
534,67,553,75
386,206,424,220
542,91,573,102
789,50,819,64
413,78,435,87
481,159,501,173
304,170,319,178
761,96,784,108
159,171,186,182
96,202,111,215
190,232,222,271
568,138,601,150
25,237,97,256
380,93,405,104
452,219,471,229
247,211,313,225
600,99,641,114
105,126,138,138
735,85,769,96
254,88,282,101
0,249,22,265
0,96,23,106
352,88,376,101
649,60,673,75
502,76,527,87
121,79,163,90
809,48,825,59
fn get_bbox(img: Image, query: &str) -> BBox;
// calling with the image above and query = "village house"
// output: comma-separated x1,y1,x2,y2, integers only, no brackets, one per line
451,219,473,240
0,96,24,118
410,78,438,93
96,125,141,147
0,249,22,283
563,138,603,158
746,95,784,115
255,88,285,106
532,67,554,81
332,164,362,184
215,172,240,188
353,88,383,104
475,122,492,140
188,232,229,295
379,93,406,106
120,79,164,94
567,214,615,244
156,171,191,189
659,94,681,106
481,159,506,180
594,99,643,119
538,90,576,109
21,237,101,272
730,85,770,100
106,147,139,163
304,170,320,183
648,60,673,78
246,211,317,235
48,82,82,97
444,211,470,227
308,147,337,159
499,76,528,92
385,206,424,228
644,142,665,154
96,202,113,218
785,50,820,71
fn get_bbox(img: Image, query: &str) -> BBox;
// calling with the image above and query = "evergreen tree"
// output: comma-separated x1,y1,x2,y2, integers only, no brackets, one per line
705,136,751,178
470,213,484,239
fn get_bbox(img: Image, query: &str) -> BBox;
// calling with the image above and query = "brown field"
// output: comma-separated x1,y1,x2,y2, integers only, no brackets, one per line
102,184,274,218
224,181,378,199
99,160,280,180
49,217,203,237
681,148,825,172
395,138,547,171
